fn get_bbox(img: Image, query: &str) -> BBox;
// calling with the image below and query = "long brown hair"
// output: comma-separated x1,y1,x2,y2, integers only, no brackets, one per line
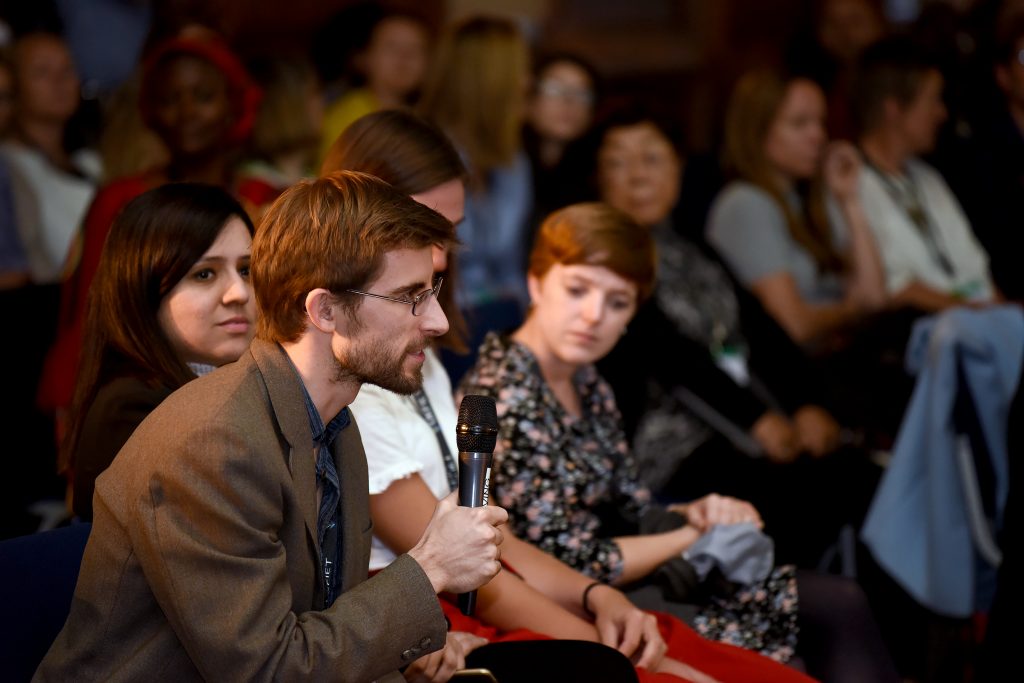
62,184,255,475
321,110,469,352
417,16,528,179
723,70,845,274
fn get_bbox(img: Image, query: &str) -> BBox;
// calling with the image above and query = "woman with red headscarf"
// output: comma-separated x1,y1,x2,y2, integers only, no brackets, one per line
39,29,264,444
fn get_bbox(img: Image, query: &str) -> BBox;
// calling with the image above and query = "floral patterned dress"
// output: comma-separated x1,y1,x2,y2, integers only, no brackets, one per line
458,332,799,661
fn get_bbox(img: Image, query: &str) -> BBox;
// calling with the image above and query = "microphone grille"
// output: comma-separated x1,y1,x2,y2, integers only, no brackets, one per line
456,394,498,453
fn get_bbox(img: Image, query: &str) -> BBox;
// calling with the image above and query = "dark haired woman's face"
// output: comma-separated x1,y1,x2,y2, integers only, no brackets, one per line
529,60,594,143
598,122,681,227
158,216,255,367
151,55,233,157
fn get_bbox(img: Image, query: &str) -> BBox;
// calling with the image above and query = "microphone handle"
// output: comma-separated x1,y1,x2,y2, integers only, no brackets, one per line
457,451,493,615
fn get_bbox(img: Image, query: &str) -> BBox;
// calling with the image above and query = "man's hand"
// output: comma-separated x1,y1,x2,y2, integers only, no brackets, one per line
408,491,508,594
403,631,488,683
751,411,799,463
792,405,841,457
587,584,667,671
683,493,762,533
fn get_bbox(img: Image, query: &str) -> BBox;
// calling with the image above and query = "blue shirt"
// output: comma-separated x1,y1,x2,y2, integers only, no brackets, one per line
297,379,350,608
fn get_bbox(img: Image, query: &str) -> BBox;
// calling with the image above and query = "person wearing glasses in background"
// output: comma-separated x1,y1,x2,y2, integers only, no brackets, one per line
523,53,601,240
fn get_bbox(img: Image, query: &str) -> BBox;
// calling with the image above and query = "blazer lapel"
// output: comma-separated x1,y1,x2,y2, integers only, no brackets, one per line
250,340,321,559
336,416,371,589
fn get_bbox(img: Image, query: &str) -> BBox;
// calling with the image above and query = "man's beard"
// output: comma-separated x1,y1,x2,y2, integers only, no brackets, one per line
333,334,426,395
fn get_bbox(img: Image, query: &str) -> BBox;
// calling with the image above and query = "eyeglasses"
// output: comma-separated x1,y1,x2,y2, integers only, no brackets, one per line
537,79,594,106
346,276,444,316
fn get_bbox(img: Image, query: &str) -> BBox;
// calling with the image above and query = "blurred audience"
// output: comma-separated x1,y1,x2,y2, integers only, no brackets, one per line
707,68,912,448
708,70,887,350
593,107,881,569
238,56,324,217
317,10,430,162
788,0,888,139
1,31,101,284
0,31,95,536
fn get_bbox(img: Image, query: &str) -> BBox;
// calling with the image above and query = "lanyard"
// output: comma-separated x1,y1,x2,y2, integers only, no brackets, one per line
864,160,956,278
411,389,459,492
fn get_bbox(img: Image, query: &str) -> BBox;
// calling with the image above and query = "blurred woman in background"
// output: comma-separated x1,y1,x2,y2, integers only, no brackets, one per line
524,52,600,228
706,69,911,446
418,16,533,381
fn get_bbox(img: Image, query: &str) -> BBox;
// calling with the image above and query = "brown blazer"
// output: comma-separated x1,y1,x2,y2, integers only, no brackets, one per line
35,339,447,682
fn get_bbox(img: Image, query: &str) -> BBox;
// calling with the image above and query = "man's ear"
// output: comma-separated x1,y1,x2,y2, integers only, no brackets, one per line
304,289,338,333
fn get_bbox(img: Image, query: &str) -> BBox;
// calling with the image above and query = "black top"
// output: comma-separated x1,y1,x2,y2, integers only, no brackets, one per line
598,234,828,443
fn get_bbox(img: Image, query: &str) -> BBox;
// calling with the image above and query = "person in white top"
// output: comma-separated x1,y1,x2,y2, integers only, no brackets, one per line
1,32,101,283
854,37,997,310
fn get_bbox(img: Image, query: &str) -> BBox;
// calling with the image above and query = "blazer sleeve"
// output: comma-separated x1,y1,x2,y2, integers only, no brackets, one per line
127,420,446,683
72,379,170,521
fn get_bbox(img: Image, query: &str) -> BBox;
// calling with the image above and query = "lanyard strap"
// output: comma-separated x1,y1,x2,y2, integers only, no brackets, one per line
411,389,459,492
864,160,956,277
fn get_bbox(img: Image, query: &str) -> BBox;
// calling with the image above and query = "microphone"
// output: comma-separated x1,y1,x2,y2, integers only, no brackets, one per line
455,394,499,616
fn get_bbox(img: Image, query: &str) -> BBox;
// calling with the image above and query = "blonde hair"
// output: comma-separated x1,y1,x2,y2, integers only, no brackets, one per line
723,70,844,274
417,16,527,178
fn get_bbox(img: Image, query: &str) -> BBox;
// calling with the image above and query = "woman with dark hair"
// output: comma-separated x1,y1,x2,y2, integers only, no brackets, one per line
524,52,600,226
324,110,818,683
64,183,256,521
39,29,265,433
